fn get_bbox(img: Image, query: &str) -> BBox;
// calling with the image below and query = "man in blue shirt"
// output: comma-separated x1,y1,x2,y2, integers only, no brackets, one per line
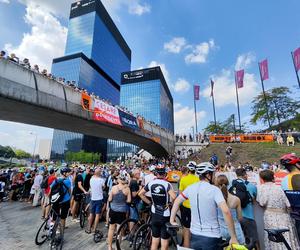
234,168,259,250
51,167,71,232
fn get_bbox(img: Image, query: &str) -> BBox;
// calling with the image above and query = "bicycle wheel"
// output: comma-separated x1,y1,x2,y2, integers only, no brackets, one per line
175,214,183,246
116,218,138,250
35,218,49,245
133,223,152,250
50,222,64,250
79,202,86,229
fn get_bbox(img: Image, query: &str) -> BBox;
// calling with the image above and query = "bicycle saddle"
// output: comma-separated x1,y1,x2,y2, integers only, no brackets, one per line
165,222,180,229
265,229,289,235
264,229,289,243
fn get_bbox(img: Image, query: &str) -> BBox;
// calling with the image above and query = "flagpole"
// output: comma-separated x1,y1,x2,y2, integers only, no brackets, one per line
234,72,242,131
194,97,198,134
210,79,217,132
258,63,271,128
291,51,300,88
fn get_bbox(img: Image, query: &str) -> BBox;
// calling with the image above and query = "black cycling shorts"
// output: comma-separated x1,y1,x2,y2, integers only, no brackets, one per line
52,201,70,220
151,213,170,240
180,205,191,228
109,209,126,225
73,192,83,202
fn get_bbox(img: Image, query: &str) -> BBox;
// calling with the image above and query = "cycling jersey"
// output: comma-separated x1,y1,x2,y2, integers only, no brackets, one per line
282,173,300,209
179,173,199,208
144,178,172,217
181,181,225,238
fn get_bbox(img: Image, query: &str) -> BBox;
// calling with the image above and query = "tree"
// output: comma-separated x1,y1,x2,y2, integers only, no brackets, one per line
0,145,16,158
65,150,101,163
204,115,246,134
14,149,32,159
204,121,225,134
251,87,300,127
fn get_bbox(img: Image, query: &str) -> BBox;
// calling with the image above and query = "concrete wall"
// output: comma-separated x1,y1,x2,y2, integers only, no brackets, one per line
0,59,175,156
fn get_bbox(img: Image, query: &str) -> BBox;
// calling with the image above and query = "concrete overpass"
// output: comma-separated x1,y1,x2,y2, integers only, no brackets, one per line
0,59,175,157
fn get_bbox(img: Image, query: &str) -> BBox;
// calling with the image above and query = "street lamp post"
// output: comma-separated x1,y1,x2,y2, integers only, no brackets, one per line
30,132,38,161
191,126,195,142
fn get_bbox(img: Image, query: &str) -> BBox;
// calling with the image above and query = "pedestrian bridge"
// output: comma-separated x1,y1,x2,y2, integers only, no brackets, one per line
0,59,175,157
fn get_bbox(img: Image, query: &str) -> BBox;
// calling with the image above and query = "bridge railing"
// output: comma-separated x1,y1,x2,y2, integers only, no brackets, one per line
0,59,175,154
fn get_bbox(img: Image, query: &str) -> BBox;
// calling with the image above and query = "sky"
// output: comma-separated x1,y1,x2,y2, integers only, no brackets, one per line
0,0,299,153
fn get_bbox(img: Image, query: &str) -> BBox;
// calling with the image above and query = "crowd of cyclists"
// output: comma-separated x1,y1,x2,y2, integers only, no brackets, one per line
1,152,300,250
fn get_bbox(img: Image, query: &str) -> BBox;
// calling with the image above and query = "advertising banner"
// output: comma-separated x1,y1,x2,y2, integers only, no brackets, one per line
81,93,91,110
293,47,300,71
93,99,121,125
259,59,269,81
194,85,200,100
235,69,244,88
118,109,139,130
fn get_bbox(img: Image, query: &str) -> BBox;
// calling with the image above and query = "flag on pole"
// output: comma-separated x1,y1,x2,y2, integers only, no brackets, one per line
259,59,269,81
235,69,244,88
194,85,200,100
293,47,300,71
210,79,214,97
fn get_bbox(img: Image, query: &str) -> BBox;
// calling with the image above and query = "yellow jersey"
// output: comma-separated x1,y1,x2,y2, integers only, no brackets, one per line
179,173,199,208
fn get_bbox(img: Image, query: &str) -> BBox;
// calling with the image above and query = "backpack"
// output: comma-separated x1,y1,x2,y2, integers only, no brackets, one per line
50,179,68,204
229,179,252,208
40,176,49,189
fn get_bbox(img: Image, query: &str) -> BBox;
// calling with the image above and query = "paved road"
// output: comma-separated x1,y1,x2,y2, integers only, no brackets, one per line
0,201,107,250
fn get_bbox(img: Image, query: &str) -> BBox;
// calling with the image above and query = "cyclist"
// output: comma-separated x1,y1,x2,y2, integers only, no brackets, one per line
71,165,88,222
50,167,71,232
170,162,238,250
179,161,199,248
139,164,177,250
225,146,233,163
280,153,300,239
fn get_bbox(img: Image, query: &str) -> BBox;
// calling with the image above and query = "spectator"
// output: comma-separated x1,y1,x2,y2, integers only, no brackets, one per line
231,168,259,249
20,58,30,69
33,64,39,73
32,170,44,207
8,53,19,63
0,50,6,59
287,133,295,146
257,170,299,250
41,69,47,77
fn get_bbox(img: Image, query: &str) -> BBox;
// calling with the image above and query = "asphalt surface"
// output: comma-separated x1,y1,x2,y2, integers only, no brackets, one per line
0,201,107,250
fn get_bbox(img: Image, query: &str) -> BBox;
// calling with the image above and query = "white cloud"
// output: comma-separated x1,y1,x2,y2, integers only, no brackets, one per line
174,103,206,134
0,0,10,4
164,37,187,54
148,60,170,86
5,3,67,70
185,39,215,64
173,78,190,93
128,2,151,16
235,52,256,70
202,69,259,107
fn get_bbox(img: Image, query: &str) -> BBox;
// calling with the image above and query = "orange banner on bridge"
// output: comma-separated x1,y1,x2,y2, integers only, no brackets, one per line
81,93,91,111
209,134,274,143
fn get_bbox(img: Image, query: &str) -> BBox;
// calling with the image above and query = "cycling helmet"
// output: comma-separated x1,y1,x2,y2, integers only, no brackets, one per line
187,161,197,171
78,165,86,172
155,164,166,175
196,162,215,176
149,165,156,172
118,172,129,183
60,167,70,175
280,153,300,170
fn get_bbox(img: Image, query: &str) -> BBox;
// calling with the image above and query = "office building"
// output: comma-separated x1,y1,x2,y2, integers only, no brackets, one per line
37,139,52,160
121,67,174,133
50,0,131,161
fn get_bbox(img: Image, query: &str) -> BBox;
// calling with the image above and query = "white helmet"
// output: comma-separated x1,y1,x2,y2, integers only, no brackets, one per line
196,162,215,176
149,165,156,172
187,161,197,171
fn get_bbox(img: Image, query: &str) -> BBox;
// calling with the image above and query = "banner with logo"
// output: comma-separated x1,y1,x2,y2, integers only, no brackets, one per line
259,59,269,81
210,79,214,97
235,69,244,88
293,47,300,71
194,85,200,100
118,109,139,130
93,99,121,125
81,93,91,110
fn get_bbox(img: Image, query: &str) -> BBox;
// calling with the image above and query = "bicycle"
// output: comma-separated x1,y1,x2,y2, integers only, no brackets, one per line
116,205,151,250
79,193,90,229
132,214,182,250
35,203,64,250
264,228,291,250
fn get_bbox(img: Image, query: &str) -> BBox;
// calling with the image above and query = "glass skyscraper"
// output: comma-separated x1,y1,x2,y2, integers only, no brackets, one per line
121,67,174,133
50,0,131,161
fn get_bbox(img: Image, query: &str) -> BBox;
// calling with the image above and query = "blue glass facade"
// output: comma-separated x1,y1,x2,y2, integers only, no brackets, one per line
50,0,131,161
120,67,174,133
52,56,120,104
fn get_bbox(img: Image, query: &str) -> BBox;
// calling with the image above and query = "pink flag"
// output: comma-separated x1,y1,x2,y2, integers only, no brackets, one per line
259,59,269,81
210,80,214,97
235,69,244,88
293,47,300,71
194,85,200,100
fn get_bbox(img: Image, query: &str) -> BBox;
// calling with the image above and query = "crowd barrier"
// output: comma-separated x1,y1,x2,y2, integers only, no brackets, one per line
210,134,274,143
